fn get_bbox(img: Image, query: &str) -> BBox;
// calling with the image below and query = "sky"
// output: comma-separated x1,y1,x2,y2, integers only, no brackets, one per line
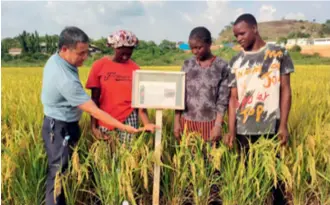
1,1,329,43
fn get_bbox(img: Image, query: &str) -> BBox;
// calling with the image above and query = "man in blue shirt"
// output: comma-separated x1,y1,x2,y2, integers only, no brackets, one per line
41,26,145,205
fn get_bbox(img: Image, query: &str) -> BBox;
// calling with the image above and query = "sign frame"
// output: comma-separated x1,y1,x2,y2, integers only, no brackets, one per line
131,70,186,110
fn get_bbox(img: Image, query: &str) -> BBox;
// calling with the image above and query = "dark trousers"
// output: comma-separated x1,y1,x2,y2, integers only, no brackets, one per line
237,134,287,205
42,116,80,205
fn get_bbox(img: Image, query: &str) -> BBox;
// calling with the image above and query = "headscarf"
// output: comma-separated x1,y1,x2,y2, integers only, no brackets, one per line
107,30,138,48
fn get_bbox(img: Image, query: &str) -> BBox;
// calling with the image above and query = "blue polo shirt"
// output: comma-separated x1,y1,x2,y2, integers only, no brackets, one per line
41,53,90,122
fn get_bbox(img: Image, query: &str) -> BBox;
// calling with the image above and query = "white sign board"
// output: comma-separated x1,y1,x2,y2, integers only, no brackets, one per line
131,70,185,205
132,70,185,110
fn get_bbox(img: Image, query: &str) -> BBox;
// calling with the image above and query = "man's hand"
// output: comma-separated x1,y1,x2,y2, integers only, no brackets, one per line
278,126,289,146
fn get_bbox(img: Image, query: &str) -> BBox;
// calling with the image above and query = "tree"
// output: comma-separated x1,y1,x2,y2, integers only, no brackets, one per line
51,35,59,53
290,45,301,52
318,30,325,38
320,20,330,35
136,40,148,50
146,41,157,48
2,53,13,61
35,31,41,53
287,32,310,39
91,37,112,54
147,41,161,56
159,40,176,51
1,39,10,54
18,31,29,53
45,34,50,53
28,33,36,53
15,30,42,54
44,34,58,54
277,37,287,45
1,42,9,57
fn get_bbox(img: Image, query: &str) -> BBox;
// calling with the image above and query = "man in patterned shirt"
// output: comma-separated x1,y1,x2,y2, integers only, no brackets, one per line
225,13,294,205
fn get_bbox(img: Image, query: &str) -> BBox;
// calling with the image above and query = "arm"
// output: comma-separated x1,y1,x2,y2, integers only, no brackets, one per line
222,87,238,148
91,88,101,130
138,108,150,125
138,108,158,133
278,48,294,145
224,60,239,148
174,110,182,126
174,110,182,140
57,65,140,134
278,74,292,145
215,70,230,126
228,87,238,138
78,100,139,133
211,63,230,141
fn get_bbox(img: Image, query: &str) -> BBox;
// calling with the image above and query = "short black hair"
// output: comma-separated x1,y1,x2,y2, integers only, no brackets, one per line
234,13,257,26
58,26,89,49
189,26,212,44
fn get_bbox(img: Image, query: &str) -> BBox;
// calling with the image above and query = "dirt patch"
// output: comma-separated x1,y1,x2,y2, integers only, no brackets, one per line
300,45,330,58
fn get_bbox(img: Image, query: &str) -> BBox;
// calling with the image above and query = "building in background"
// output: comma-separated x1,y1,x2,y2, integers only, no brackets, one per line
287,37,330,46
177,42,190,51
313,38,330,45
8,48,22,56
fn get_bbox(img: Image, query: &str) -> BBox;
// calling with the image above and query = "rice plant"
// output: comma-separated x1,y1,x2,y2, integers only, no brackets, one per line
1,65,330,204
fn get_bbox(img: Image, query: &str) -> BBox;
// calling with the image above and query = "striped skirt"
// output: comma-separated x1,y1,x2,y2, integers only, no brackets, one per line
180,117,216,141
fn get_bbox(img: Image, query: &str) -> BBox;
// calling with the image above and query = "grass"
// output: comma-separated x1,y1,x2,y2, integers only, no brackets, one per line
1,65,330,205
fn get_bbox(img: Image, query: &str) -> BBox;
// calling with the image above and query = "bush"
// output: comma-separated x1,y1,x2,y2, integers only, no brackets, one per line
277,37,288,45
21,56,36,63
290,45,302,52
2,54,13,62
32,52,49,61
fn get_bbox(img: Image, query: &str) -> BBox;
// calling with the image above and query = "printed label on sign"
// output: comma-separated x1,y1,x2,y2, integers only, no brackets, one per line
139,81,176,107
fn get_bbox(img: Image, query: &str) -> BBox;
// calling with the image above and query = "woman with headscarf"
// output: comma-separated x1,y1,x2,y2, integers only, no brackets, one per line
86,30,156,145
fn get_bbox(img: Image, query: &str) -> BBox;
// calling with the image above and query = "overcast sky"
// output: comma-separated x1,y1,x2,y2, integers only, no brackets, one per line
1,1,329,43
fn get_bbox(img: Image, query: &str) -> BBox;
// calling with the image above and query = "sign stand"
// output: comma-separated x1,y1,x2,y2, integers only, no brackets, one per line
152,109,163,205
131,70,185,205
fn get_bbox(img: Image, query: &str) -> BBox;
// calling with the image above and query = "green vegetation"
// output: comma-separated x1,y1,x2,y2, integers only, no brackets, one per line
2,27,330,67
2,46,330,67
290,45,302,52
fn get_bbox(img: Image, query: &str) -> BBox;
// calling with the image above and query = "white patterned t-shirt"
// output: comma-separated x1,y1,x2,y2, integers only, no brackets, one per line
228,43,294,135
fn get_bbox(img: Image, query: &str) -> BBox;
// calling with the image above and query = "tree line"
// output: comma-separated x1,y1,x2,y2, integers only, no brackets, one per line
1,30,189,66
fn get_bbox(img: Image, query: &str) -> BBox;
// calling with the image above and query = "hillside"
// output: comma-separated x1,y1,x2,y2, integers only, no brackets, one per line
217,19,329,43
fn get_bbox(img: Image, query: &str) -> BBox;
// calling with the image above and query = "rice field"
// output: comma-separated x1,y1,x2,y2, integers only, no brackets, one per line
1,65,330,205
